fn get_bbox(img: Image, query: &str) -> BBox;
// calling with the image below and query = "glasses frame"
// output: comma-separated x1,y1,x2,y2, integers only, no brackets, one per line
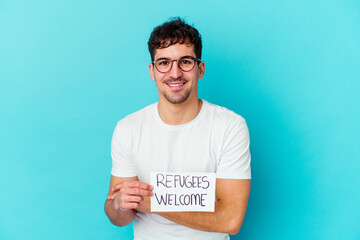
152,56,201,73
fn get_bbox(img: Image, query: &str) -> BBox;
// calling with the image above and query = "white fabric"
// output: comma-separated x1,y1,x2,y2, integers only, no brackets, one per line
111,100,251,240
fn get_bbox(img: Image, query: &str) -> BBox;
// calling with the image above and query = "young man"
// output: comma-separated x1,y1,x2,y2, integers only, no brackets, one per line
105,18,251,240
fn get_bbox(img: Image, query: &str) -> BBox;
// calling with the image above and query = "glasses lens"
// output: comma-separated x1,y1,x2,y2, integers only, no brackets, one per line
155,59,171,73
155,57,197,73
178,57,195,71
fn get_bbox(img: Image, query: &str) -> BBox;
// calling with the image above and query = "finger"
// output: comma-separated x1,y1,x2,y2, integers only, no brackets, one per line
107,193,116,200
107,188,150,201
120,187,153,197
112,181,153,192
111,181,150,192
121,202,140,210
122,195,144,203
107,191,120,200
125,181,153,190
108,189,149,201
112,184,123,192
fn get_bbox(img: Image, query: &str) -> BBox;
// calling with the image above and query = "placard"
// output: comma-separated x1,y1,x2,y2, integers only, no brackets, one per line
150,172,216,212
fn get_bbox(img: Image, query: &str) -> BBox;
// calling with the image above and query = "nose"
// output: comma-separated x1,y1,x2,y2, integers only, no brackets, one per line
168,61,183,79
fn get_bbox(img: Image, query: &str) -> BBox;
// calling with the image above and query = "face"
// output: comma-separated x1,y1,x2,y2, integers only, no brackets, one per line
149,43,205,105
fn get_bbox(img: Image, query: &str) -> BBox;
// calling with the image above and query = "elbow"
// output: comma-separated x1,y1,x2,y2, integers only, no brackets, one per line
225,217,243,235
227,226,241,235
108,217,133,227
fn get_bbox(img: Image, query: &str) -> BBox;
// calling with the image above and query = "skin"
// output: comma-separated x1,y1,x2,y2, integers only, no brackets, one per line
149,42,205,125
104,43,251,235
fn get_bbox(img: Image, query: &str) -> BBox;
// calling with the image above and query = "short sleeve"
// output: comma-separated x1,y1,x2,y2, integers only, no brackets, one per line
216,118,251,179
110,121,137,177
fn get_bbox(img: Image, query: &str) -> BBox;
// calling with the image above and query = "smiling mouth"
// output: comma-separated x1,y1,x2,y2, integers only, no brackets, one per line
165,80,187,90
168,83,184,87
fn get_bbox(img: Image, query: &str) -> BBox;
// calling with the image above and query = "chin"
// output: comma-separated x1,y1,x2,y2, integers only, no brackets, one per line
164,94,189,104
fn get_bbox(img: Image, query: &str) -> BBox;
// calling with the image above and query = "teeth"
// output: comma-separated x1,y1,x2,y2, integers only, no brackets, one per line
169,83,183,87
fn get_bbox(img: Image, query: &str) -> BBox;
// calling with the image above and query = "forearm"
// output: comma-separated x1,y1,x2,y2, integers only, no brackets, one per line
105,177,154,227
104,199,136,227
154,179,250,235
156,200,244,235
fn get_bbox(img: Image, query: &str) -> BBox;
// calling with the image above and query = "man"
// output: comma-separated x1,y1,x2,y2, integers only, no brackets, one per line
105,18,251,240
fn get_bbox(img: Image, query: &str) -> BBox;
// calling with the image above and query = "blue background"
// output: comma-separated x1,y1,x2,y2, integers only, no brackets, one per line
1,0,359,239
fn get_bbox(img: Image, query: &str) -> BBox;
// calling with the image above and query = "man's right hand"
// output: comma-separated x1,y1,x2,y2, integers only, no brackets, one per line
107,181,153,211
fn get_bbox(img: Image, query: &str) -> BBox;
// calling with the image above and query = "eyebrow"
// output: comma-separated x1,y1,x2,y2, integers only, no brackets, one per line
155,55,196,62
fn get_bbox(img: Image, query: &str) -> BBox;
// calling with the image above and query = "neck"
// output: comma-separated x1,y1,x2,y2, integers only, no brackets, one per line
158,98,203,125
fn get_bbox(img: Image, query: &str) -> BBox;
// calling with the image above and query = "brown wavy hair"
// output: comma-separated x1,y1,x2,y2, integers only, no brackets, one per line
148,17,202,61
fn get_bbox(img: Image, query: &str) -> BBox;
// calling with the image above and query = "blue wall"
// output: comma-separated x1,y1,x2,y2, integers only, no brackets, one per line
1,1,359,239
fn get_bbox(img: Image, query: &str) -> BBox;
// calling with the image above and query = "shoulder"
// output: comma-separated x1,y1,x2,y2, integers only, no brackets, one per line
203,100,246,127
115,103,157,133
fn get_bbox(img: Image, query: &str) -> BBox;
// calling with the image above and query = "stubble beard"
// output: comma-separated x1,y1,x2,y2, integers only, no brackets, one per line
161,78,191,104
163,89,191,104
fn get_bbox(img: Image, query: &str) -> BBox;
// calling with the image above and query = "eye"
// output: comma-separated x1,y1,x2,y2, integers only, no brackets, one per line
157,60,170,66
180,58,193,65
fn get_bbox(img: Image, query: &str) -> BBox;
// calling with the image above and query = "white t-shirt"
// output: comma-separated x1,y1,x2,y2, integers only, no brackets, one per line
111,100,251,240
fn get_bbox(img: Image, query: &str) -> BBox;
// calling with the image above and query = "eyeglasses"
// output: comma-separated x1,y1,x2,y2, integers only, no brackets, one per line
153,56,200,73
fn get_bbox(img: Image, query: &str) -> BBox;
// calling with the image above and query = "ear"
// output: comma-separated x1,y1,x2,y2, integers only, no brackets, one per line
198,61,205,79
149,63,155,81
